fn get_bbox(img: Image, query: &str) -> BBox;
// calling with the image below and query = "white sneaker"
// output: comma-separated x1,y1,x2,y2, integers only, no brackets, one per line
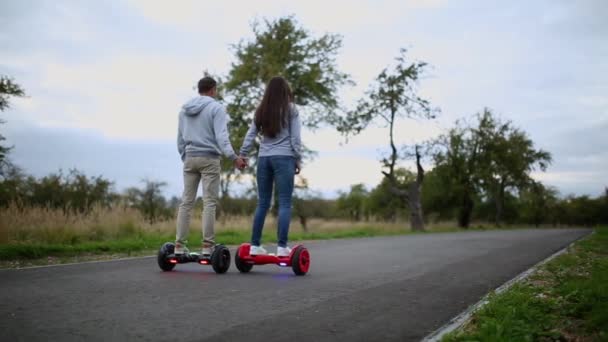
277,246,292,257
174,243,189,255
250,245,267,255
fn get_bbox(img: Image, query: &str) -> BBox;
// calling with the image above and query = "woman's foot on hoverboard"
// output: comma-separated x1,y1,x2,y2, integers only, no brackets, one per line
250,245,268,255
277,246,292,257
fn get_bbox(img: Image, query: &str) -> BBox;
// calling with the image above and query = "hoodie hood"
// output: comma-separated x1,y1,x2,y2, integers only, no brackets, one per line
182,96,215,116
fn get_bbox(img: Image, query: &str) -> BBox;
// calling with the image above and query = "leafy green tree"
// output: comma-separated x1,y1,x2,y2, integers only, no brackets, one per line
421,166,459,221
336,184,369,221
518,182,558,227
225,16,352,127
124,180,170,223
433,109,552,227
367,168,413,222
558,195,603,227
338,49,437,231
433,121,486,228
0,75,26,173
0,169,114,213
474,109,552,225
221,16,353,193
0,165,28,206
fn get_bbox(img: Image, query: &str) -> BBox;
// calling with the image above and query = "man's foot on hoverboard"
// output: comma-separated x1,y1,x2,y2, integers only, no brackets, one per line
174,242,189,255
250,245,268,255
277,246,292,257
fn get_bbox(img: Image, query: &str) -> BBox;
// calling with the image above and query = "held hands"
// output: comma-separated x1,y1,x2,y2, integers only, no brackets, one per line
234,156,248,170
295,160,301,175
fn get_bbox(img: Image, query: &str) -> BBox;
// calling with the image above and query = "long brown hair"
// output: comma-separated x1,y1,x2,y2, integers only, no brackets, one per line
254,76,293,138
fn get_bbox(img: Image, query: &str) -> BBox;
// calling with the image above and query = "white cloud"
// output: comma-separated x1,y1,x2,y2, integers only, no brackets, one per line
532,171,600,184
577,95,608,109
127,0,442,33
532,170,606,196
30,55,210,139
301,154,383,194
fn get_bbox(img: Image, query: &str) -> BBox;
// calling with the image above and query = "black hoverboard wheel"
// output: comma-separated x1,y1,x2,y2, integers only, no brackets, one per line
211,245,231,274
157,242,176,272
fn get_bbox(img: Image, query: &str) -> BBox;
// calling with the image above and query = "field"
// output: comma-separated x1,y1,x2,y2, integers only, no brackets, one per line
0,204,464,266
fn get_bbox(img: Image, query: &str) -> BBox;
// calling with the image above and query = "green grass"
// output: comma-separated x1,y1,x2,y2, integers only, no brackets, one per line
0,224,486,265
442,227,608,342
0,225,465,262
0,219,539,267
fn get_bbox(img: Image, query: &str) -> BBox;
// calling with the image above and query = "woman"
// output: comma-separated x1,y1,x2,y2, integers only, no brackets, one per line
240,76,302,257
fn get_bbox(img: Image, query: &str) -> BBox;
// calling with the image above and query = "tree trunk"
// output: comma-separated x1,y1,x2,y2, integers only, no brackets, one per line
459,133,480,229
494,180,505,226
388,103,397,177
408,146,425,231
408,182,424,231
458,190,473,228
299,215,308,232
382,143,427,232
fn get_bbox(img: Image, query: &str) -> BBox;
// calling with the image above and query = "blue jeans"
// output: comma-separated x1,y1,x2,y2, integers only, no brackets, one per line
251,156,295,248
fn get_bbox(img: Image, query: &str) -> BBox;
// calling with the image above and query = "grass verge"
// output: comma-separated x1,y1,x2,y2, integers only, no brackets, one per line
0,225,471,267
442,227,607,342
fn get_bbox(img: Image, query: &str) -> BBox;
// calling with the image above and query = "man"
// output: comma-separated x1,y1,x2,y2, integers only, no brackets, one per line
176,76,246,255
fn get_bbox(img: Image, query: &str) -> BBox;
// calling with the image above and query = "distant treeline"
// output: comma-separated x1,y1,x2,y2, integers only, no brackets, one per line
0,167,605,228
336,178,608,228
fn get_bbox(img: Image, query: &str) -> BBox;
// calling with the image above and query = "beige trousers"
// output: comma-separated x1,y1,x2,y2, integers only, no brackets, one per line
176,156,220,248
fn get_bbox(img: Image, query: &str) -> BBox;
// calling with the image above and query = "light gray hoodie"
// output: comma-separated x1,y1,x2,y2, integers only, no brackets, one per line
177,96,237,161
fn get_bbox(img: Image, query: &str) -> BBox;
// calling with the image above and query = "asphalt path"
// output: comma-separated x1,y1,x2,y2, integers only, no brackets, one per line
0,228,589,342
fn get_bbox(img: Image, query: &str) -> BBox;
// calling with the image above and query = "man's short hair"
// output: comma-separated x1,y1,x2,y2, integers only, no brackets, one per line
198,76,217,93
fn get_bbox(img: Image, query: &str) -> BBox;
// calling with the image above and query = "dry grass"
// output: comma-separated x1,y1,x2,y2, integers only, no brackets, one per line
0,204,163,244
0,203,460,246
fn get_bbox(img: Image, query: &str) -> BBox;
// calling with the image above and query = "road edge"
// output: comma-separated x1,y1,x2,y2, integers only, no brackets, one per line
421,229,594,342
0,255,156,271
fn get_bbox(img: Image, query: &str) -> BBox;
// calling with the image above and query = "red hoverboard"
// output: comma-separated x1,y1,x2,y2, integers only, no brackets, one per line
234,243,310,276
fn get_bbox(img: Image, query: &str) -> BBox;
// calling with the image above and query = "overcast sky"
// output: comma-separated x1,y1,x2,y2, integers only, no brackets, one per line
1,0,606,198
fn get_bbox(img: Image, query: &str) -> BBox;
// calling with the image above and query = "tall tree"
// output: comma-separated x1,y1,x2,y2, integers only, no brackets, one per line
433,119,487,228
338,49,437,231
474,109,552,225
0,76,26,172
220,16,353,194
433,109,552,227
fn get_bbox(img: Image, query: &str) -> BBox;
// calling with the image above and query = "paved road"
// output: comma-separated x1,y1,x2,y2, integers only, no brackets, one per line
0,228,589,342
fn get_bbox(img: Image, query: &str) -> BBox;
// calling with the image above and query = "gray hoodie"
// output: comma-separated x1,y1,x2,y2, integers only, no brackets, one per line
177,96,237,161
